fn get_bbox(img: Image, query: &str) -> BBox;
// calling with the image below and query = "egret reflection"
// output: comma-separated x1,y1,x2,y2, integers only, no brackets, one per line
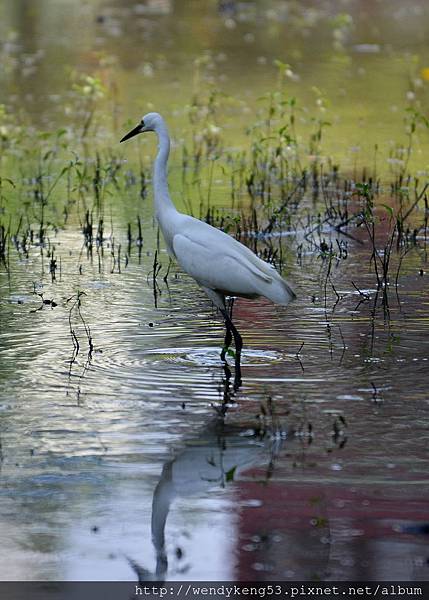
127,376,287,581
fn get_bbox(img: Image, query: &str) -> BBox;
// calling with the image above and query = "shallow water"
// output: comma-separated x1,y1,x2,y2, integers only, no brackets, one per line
1,212,428,581
1,0,429,583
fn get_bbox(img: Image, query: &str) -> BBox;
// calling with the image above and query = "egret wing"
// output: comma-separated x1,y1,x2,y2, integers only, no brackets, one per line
178,216,278,279
171,216,295,305
172,231,270,297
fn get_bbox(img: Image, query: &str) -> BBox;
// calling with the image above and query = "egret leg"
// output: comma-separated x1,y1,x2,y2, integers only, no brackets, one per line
220,297,235,361
201,287,243,388
220,307,242,389
214,363,233,418
220,319,233,361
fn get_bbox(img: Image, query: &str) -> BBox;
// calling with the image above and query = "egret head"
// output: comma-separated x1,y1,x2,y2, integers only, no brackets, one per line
120,112,163,143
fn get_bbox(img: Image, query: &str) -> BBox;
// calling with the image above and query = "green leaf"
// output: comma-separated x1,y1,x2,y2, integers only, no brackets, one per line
0,177,15,187
380,203,394,218
312,516,328,528
226,466,237,482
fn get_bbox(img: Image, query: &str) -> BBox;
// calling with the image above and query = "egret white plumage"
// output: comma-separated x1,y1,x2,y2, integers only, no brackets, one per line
120,112,296,385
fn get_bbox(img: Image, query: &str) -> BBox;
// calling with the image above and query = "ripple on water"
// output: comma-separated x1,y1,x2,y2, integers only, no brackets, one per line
145,346,284,367
95,344,284,377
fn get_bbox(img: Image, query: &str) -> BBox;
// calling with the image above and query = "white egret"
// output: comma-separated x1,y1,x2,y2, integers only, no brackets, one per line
120,113,296,385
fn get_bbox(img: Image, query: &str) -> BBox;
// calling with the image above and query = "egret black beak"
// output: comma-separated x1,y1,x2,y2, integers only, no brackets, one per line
120,123,144,143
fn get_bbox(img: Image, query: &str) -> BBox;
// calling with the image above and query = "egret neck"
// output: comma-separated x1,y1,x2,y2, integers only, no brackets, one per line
153,120,177,223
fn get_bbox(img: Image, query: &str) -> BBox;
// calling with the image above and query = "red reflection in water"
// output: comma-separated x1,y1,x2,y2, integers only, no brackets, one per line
233,476,429,581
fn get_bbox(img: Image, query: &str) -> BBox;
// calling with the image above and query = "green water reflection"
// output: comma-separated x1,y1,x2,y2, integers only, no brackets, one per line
1,0,429,170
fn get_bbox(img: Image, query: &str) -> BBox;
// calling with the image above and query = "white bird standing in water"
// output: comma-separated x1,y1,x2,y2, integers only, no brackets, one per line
120,113,295,385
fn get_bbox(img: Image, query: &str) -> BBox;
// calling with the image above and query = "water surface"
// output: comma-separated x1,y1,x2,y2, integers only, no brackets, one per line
0,0,429,583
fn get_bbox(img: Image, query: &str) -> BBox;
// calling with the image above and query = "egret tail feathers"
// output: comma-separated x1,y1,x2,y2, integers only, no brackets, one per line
264,275,296,306
228,246,296,304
